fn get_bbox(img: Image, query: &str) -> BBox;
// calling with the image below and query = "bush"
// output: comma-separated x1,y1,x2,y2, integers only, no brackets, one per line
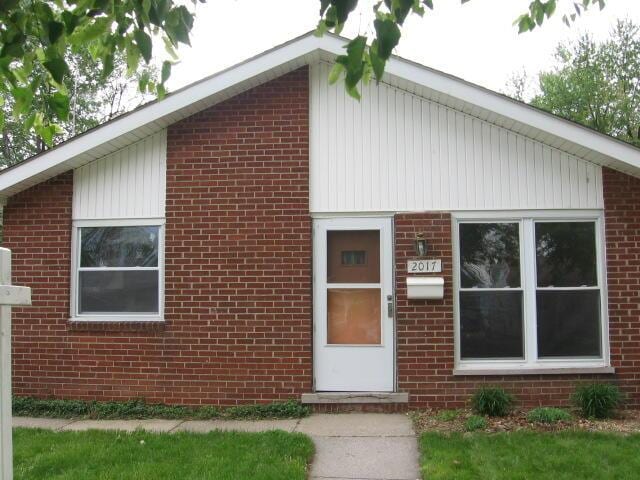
12,396,90,418
12,397,309,420
526,407,572,424
470,387,514,417
573,383,622,419
464,415,487,432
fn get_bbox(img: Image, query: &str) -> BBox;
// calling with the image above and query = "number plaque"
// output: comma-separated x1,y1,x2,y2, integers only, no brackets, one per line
407,259,442,273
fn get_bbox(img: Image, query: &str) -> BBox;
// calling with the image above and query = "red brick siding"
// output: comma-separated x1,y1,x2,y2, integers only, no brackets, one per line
395,212,630,409
6,67,311,405
5,172,73,398
602,167,640,407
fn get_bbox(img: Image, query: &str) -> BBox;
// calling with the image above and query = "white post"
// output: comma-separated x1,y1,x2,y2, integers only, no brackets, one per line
0,248,31,480
0,248,12,480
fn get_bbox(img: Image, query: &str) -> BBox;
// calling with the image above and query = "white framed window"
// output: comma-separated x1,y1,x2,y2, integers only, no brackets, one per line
70,219,165,322
453,210,610,374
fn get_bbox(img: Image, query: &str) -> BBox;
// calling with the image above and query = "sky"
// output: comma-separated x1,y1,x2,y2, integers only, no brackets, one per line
167,0,640,96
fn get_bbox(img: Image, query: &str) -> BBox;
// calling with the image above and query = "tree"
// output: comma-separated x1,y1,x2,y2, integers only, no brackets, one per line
515,20,640,146
0,47,155,167
0,0,195,147
0,0,607,145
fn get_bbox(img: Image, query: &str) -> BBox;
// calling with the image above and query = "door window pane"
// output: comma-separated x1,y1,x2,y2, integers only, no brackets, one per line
327,288,381,344
81,226,159,268
535,222,597,287
459,223,520,288
537,290,601,358
79,270,159,314
327,230,380,283
460,291,524,359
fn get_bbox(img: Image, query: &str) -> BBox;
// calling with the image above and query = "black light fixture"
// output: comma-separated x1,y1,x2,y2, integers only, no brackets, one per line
415,233,428,257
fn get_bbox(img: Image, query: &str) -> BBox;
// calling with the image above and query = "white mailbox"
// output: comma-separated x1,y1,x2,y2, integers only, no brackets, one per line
406,276,444,300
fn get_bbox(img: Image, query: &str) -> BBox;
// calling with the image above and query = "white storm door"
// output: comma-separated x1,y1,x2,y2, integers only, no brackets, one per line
313,217,394,392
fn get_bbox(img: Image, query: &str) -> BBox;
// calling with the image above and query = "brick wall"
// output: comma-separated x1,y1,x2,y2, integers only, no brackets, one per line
6,67,311,405
5,172,73,398
602,167,640,407
395,212,633,409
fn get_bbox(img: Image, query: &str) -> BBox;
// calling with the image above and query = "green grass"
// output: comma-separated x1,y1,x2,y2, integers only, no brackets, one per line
14,428,314,480
435,409,461,422
12,397,311,420
526,407,572,424
420,431,640,480
463,415,487,432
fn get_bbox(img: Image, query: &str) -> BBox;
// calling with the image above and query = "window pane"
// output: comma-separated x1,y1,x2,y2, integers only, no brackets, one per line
79,271,159,314
460,291,523,359
535,222,597,287
81,226,159,268
327,288,381,344
327,230,380,283
459,223,520,288
537,290,601,358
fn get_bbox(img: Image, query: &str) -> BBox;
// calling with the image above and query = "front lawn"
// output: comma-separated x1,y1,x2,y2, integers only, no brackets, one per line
420,431,640,480
14,428,314,480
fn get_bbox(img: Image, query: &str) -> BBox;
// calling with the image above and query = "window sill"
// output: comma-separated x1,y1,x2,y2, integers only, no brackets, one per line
453,366,615,376
68,318,165,333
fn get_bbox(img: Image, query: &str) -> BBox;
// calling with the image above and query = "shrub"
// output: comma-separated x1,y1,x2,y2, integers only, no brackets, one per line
465,415,487,432
526,407,572,424
470,387,514,417
435,409,460,422
12,397,91,418
572,383,622,419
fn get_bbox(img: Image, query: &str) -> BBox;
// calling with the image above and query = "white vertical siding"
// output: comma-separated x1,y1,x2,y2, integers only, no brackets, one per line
73,130,166,219
310,62,603,212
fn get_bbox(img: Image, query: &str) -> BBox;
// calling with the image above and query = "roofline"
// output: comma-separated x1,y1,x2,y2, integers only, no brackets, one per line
1,31,640,197
0,30,319,178
0,31,324,195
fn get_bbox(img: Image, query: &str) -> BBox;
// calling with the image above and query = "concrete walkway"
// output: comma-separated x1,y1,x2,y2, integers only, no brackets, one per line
14,413,420,480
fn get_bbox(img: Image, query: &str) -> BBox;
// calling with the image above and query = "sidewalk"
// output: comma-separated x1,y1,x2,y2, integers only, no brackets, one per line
14,413,421,480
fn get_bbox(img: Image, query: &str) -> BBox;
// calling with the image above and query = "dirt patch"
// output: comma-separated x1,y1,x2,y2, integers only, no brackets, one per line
411,408,640,434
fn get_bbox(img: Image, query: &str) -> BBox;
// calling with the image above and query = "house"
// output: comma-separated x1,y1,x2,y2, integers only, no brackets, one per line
2,32,639,409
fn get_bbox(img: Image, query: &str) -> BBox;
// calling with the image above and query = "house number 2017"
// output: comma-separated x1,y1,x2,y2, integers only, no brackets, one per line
407,259,442,273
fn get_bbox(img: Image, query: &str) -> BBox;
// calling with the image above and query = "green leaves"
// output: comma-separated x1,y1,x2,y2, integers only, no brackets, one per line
134,29,152,63
316,0,608,101
530,19,640,147
0,0,198,148
46,21,65,44
516,0,606,33
374,18,401,59
11,86,34,116
43,57,68,83
47,92,69,121
335,35,367,99
317,0,358,34
161,61,172,84
318,0,412,98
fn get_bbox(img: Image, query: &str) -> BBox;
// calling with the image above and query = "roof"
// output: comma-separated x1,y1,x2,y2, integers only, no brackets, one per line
1,31,639,200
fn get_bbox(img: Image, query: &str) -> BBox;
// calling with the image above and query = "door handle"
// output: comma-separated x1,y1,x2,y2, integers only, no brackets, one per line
387,295,394,318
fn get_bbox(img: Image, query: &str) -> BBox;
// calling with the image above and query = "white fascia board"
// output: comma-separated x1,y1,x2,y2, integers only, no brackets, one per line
0,33,325,196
